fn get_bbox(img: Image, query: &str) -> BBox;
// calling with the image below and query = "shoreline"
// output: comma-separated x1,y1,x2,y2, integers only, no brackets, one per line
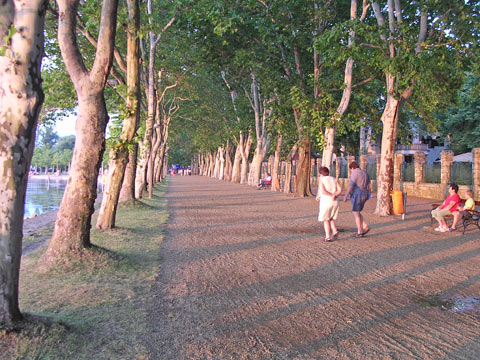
29,174,103,181
22,193,104,255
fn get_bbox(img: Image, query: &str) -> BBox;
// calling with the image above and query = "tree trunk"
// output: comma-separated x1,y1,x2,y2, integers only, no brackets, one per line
218,146,225,180
213,150,220,178
155,135,168,182
231,134,242,183
148,126,162,198
374,95,400,216
224,141,233,181
44,0,119,263
96,0,139,229
135,26,158,198
119,146,137,202
0,0,47,325
47,94,109,252
240,132,253,184
295,137,312,197
134,140,146,197
271,135,283,192
322,126,336,170
200,153,207,176
284,145,297,194
249,139,270,186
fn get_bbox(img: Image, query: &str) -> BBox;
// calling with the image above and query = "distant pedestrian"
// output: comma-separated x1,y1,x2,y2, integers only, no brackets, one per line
343,161,371,238
316,167,342,242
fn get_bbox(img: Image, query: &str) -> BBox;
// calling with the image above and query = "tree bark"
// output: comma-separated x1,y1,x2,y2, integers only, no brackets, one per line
0,0,47,325
374,94,400,215
119,145,137,202
135,6,158,198
226,141,233,181
96,0,140,229
218,146,225,180
231,134,242,183
284,145,298,194
213,149,220,179
271,135,283,192
322,0,364,168
44,0,119,262
240,132,253,184
246,72,271,186
208,152,215,177
295,137,312,197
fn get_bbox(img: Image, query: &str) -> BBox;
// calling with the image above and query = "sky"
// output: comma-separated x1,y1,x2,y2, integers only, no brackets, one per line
55,114,76,137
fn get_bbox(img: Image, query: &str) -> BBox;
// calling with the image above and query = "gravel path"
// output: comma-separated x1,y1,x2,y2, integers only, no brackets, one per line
146,175,480,360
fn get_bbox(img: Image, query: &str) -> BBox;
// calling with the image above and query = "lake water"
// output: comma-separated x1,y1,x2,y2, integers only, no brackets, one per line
24,178,68,218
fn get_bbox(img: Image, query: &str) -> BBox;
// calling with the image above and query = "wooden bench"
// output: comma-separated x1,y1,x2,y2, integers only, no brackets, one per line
431,199,480,233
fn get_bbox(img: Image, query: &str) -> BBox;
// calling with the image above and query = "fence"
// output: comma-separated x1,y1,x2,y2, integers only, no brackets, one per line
261,149,480,201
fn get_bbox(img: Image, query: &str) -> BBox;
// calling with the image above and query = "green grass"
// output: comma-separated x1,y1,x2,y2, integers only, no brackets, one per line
1,182,169,359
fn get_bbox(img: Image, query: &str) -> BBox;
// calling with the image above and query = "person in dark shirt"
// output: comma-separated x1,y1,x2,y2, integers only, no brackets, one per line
343,161,372,238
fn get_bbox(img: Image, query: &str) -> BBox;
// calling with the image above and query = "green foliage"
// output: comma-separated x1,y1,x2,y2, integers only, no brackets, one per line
36,124,59,148
439,73,480,154
32,125,75,170
0,25,18,56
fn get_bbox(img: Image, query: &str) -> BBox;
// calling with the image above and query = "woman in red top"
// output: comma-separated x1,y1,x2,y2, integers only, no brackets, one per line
431,183,461,232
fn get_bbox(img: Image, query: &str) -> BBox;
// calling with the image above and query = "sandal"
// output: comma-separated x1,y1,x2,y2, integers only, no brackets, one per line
332,232,339,240
324,237,333,242
352,232,363,238
361,228,370,236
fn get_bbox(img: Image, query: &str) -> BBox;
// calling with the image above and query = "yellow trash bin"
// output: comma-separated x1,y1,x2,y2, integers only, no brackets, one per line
391,190,404,215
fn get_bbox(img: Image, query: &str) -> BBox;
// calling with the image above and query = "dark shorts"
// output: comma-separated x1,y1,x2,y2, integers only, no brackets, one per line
351,190,369,212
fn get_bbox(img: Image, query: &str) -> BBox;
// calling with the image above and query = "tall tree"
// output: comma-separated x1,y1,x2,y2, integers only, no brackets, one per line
96,0,140,229
370,0,476,215
43,0,119,263
321,0,370,169
134,0,175,199
0,0,48,325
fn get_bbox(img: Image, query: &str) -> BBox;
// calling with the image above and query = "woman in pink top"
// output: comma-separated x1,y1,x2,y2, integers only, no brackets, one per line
431,183,461,232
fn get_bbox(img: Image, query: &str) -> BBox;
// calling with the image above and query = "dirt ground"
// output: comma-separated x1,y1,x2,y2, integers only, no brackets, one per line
146,175,480,360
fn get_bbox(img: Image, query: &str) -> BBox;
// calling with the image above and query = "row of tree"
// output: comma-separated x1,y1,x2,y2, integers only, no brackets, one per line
31,126,75,172
167,0,478,217
0,0,478,327
0,0,179,326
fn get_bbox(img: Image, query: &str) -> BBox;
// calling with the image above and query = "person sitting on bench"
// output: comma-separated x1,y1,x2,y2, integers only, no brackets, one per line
258,173,272,188
451,189,476,231
431,183,461,232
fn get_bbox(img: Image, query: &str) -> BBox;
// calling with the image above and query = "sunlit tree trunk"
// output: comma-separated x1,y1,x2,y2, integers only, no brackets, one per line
218,146,225,180
119,146,137,202
96,0,139,229
372,0,416,215
271,135,283,192
295,137,312,197
247,72,271,186
375,93,399,215
0,0,47,325
231,133,242,183
213,149,220,178
224,141,233,181
322,0,367,168
284,145,297,194
240,132,253,184
135,0,161,199
44,0,119,263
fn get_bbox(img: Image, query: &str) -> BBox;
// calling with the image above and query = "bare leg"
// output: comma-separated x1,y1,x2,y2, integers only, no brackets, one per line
330,220,338,240
352,211,367,234
451,212,460,229
323,220,332,239
330,220,338,236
